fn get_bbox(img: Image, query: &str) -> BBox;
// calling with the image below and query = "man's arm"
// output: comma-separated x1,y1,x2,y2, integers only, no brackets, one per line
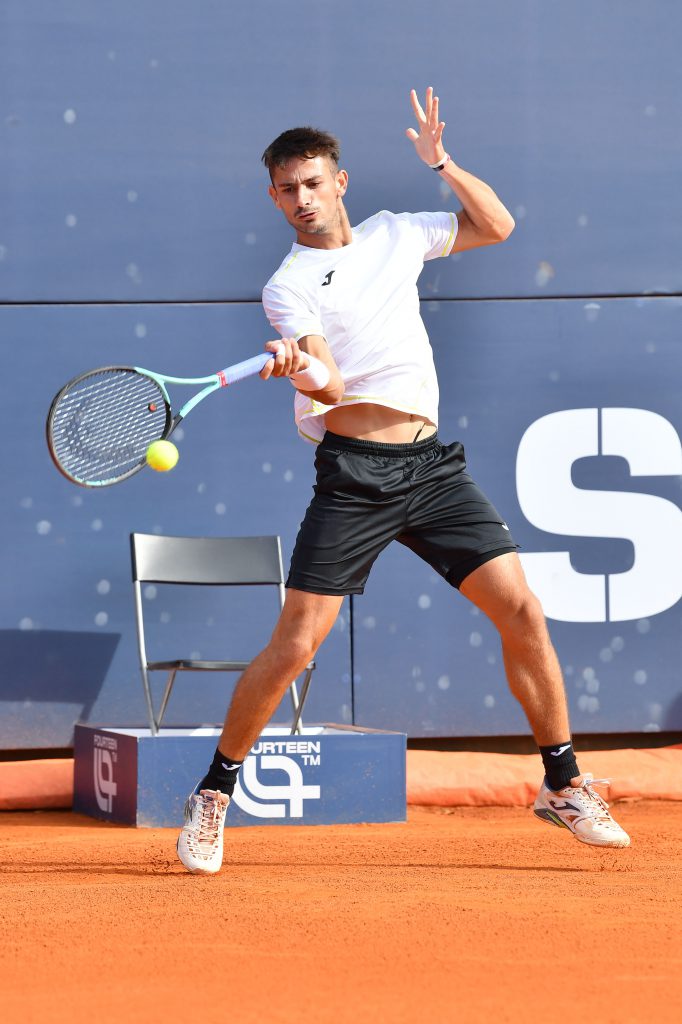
260,335,345,405
260,281,344,402
406,87,515,253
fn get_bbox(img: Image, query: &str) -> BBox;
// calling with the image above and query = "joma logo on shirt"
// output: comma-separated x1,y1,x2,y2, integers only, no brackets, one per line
321,271,335,286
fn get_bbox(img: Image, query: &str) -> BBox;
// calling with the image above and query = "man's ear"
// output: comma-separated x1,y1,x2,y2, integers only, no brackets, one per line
268,184,280,208
335,170,348,197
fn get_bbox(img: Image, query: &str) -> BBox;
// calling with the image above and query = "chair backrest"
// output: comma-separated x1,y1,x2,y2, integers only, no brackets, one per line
130,533,284,586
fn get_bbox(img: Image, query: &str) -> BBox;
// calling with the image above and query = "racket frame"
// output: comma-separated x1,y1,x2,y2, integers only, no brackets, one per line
46,350,275,488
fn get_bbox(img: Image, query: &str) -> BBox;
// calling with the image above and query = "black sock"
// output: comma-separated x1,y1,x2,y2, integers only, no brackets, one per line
539,741,580,791
197,747,244,797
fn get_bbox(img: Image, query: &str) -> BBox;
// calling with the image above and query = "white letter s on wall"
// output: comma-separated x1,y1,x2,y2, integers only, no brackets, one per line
516,408,682,622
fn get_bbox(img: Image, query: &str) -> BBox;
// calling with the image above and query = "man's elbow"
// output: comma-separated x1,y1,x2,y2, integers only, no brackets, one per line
493,211,515,242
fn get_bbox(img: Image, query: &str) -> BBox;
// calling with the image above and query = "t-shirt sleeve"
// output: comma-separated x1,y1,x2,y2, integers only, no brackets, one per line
406,210,458,261
262,280,325,341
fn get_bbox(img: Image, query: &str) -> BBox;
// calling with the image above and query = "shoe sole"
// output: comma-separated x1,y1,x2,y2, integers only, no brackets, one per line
575,833,631,849
534,807,630,848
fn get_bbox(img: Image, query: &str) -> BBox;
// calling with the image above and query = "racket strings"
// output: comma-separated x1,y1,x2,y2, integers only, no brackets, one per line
50,370,168,484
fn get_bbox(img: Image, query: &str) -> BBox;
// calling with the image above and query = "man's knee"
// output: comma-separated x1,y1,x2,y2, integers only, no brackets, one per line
271,589,342,664
497,587,547,638
271,632,317,673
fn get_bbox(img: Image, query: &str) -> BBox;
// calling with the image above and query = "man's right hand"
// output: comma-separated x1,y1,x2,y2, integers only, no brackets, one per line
260,335,344,404
259,338,309,380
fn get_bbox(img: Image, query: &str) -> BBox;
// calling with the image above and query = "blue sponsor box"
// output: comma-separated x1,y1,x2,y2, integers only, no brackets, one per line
73,724,406,828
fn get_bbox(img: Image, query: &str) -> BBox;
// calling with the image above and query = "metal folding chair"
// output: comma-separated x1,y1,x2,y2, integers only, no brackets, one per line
130,533,315,736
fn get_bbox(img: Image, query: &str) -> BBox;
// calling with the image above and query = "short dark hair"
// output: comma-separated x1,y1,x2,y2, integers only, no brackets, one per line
262,127,341,178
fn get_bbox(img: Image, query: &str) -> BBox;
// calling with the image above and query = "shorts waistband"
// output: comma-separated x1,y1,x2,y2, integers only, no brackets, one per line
320,430,440,458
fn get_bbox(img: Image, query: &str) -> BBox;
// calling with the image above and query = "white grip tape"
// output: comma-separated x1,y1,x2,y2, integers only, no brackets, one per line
289,356,330,390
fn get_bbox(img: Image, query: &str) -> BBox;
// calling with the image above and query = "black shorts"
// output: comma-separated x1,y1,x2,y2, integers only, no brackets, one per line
286,431,517,596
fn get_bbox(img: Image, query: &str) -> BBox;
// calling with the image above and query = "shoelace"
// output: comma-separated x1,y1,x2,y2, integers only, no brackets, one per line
576,777,618,825
195,795,224,849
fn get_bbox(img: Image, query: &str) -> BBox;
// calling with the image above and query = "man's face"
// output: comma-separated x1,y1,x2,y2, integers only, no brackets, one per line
268,155,348,241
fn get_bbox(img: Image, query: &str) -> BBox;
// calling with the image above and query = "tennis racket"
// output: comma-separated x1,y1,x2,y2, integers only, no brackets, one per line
46,349,281,488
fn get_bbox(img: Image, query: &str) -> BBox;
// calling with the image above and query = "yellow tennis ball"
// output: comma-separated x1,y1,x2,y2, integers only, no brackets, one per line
146,439,179,472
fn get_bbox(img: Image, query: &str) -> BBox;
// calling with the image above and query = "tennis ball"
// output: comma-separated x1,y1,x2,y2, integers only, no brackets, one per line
146,439,179,472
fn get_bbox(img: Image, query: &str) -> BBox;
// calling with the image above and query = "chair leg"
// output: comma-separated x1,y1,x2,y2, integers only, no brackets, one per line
156,669,178,731
290,661,315,735
288,678,301,734
140,666,159,736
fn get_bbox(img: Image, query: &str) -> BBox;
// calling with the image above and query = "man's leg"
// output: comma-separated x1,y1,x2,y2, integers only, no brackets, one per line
177,589,343,874
459,552,571,749
219,588,344,759
459,552,630,848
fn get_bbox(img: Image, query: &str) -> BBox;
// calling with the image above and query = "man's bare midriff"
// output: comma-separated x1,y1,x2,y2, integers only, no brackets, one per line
324,402,437,444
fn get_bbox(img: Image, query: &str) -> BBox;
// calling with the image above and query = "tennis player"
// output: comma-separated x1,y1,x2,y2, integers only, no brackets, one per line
178,88,630,872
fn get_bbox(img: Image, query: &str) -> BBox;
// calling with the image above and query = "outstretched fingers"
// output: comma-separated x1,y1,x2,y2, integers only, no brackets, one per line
409,87,426,124
406,87,447,158
410,86,439,127
426,87,434,123
428,92,445,141
431,93,439,128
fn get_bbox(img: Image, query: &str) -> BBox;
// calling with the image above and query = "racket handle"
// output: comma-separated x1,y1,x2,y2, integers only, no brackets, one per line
219,344,329,389
219,351,279,386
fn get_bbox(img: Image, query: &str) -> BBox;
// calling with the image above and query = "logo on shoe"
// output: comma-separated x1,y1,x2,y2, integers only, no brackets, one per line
549,799,581,813
232,752,321,819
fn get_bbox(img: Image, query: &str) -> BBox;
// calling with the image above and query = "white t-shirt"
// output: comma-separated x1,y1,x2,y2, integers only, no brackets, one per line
262,209,458,443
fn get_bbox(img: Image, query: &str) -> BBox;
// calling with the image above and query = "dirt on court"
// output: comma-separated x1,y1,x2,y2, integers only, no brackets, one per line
1,801,681,1024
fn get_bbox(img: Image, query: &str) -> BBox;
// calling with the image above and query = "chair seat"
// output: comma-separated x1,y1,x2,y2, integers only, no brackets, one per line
147,659,251,671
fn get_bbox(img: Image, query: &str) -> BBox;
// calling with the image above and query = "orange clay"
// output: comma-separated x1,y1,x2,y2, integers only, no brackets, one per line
1,802,681,1023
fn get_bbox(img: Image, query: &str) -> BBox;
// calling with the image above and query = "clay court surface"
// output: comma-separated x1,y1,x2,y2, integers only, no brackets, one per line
1,802,681,1024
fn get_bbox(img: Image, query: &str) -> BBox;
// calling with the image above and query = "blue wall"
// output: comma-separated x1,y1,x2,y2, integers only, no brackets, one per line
1,2,680,746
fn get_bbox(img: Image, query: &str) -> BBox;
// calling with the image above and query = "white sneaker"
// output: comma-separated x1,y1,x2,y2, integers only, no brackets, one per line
533,774,630,848
177,788,230,874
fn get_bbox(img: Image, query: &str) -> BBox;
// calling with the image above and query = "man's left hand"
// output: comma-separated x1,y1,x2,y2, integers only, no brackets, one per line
406,87,447,166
